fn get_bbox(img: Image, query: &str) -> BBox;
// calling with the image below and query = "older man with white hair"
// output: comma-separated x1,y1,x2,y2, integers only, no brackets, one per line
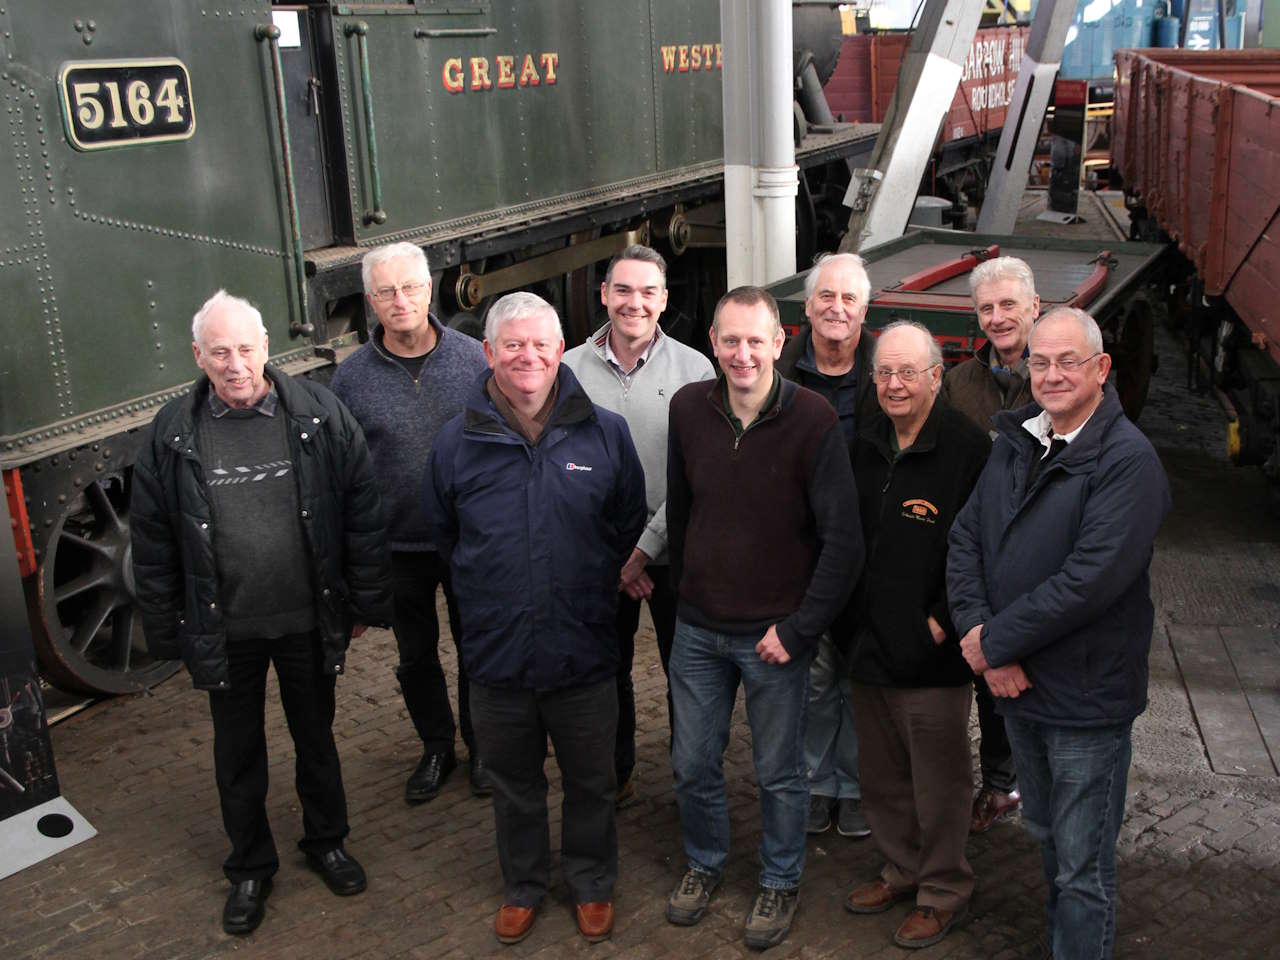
425,292,646,946
778,251,877,841
841,321,990,950
948,307,1170,960
943,255,1039,441
941,254,1040,833
131,290,391,935
331,242,490,803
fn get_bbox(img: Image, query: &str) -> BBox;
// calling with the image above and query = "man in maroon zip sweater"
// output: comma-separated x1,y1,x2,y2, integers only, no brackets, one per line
662,286,863,950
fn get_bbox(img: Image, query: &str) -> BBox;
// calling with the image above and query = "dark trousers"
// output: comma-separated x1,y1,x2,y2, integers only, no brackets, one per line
613,564,678,779
390,550,472,755
976,677,1017,792
470,679,618,907
208,630,349,883
851,683,974,912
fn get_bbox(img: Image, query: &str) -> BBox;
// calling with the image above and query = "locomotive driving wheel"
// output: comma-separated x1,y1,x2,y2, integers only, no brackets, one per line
30,470,180,696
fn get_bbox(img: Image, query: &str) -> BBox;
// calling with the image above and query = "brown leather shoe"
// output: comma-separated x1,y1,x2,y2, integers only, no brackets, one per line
495,904,536,944
970,787,1021,833
844,878,917,915
576,901,614,942
893,905,965,948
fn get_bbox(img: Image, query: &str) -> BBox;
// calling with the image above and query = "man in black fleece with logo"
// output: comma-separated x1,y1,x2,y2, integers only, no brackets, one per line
840,321,990,950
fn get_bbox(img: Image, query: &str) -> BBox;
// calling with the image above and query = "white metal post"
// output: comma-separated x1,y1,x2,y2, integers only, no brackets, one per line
721,0,797,289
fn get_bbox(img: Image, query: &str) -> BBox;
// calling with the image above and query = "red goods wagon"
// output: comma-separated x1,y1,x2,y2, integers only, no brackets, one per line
1114,48,1280,372
1113,48,1280,472
824,26,1030,146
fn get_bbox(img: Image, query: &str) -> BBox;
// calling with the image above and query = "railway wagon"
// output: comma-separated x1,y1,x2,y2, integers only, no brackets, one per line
822,25,1031,213
0,0,877,696
1113,48,1280,479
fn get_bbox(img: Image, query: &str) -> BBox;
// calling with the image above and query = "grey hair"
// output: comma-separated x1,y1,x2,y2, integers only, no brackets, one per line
361,242,430,294
711,286,781,337
484,291,563,346
872,319,944,370
969,255,1036,302
804,251,871,307
191,289,267,347
1032,307,1104,355
604,244,667,287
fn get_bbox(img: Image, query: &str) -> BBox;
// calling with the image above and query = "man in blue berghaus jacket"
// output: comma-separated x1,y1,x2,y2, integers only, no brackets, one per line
947,307,1171,960
424,291,645,947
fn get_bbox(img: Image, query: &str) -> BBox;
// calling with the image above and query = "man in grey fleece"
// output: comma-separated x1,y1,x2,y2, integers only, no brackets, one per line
562,245,714,801
331,242,490,803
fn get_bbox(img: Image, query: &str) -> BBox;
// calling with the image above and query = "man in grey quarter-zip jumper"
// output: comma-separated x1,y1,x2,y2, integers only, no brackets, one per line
562,244,714,801
331,242,490,803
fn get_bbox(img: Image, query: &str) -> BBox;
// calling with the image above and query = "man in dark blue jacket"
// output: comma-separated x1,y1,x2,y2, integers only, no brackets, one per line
424,292,645,947
947,307,1170,960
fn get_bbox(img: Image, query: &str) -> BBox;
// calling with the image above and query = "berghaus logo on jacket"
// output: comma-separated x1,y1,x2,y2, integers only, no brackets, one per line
565,462,594,472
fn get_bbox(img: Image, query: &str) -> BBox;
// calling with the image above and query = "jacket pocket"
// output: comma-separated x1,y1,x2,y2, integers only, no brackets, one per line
563,586,617,628
180,631,225,687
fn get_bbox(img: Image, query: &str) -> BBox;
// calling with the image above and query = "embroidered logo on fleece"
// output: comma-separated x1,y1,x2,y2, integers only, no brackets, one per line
565,462,594,472
901,498,939,523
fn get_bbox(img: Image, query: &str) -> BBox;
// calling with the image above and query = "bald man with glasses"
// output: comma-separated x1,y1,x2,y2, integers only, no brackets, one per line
838,321,991,949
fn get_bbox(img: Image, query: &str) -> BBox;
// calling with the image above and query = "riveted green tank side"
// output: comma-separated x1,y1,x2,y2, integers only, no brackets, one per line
329,0,724,247
0,1,300,456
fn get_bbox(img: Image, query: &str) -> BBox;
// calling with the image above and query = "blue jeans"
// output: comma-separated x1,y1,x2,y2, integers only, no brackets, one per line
1005,717,1133,960
669,618,812,890
804,635,860,800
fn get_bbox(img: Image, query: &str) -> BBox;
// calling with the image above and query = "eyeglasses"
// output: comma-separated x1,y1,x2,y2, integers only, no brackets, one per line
1027,352,1100,373
370,280,428,303
873,363,938,384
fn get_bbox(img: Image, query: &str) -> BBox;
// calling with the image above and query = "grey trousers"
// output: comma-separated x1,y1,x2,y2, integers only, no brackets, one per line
470,678,618,906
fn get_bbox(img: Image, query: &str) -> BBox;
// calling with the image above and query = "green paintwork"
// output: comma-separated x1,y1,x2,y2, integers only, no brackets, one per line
332,0,724,245
0,1,298,455
0,0,733,459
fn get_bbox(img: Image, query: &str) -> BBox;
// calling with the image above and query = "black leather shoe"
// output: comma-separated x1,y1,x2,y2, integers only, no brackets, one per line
470,755,493,798
222,877,271,935
305,847,367,897
405,750,457,803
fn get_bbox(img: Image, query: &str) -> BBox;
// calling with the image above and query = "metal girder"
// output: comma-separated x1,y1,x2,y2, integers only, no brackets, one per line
840,0,984,253
975,0,1076,234
454,228,647,310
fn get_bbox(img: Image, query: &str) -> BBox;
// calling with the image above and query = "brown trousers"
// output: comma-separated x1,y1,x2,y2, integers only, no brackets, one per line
850,683,974,912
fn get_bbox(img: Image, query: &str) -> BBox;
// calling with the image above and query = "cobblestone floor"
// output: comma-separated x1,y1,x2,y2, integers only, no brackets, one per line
5,298,1280,960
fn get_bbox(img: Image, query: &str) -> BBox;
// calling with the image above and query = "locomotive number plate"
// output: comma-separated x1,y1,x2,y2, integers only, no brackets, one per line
58,58,195,151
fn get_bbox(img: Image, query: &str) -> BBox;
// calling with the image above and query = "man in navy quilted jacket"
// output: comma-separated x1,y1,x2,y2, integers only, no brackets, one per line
424,291,645,947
